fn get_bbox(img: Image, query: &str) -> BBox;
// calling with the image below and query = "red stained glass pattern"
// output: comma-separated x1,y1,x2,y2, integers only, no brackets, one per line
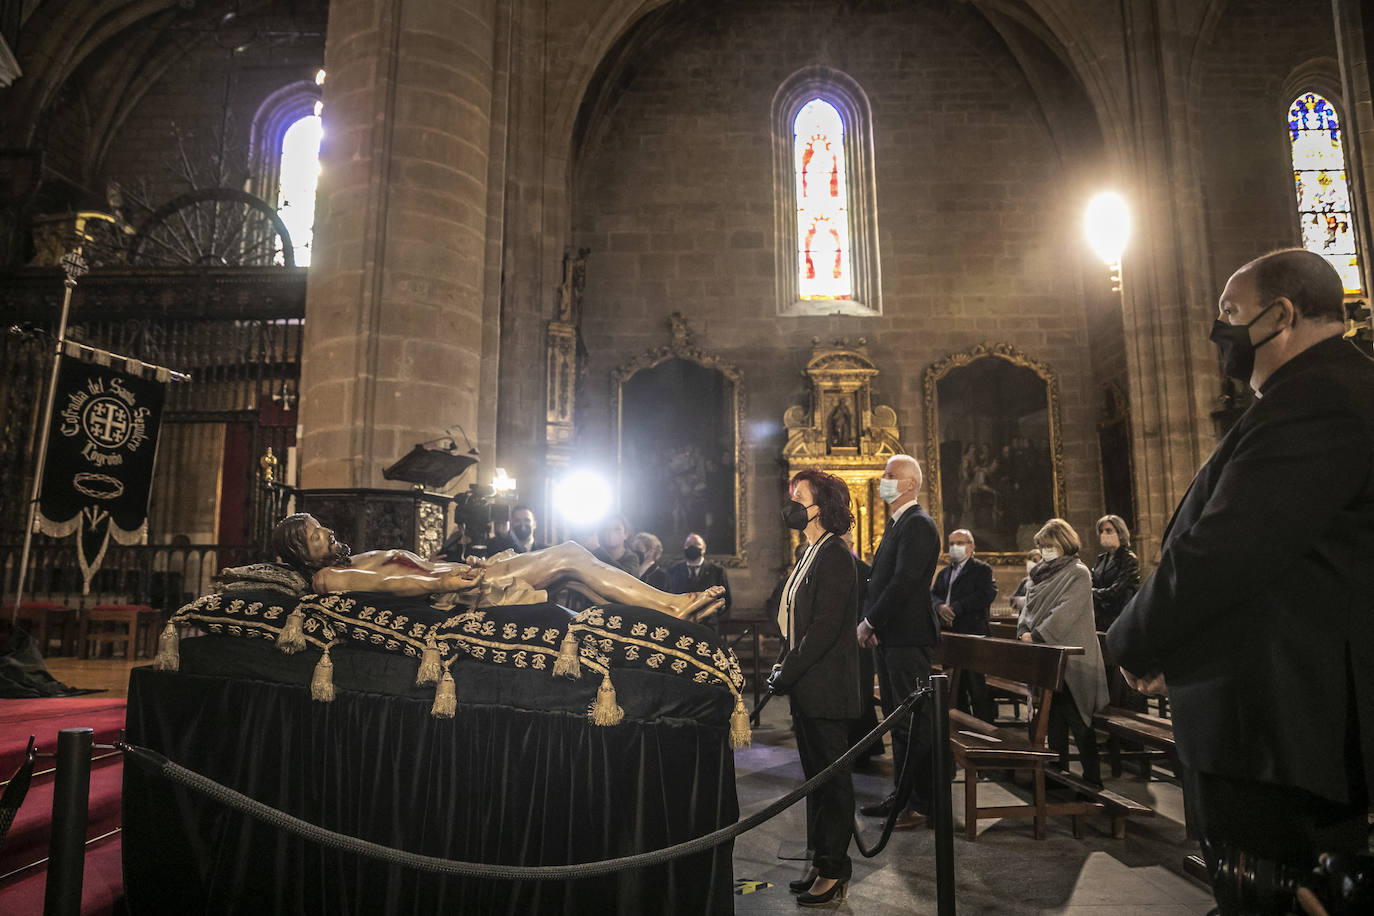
794,99,852,300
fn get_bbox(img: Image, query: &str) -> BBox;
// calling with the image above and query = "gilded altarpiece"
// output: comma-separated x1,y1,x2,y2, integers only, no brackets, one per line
783,342,904,561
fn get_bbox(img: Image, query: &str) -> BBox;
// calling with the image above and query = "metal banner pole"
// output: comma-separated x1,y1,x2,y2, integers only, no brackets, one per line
10,250,86,624
44,727,93,916
930,673,956,916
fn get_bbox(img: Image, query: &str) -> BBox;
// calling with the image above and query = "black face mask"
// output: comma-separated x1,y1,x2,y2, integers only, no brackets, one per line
511,524,533,541
781,499,813,531
683,544,704,561
1210,302,1282,381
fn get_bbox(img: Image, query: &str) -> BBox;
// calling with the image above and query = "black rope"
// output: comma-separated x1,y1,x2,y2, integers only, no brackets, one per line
116,684,932,881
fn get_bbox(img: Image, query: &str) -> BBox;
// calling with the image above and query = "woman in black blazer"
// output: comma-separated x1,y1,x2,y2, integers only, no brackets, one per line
769,469,860,906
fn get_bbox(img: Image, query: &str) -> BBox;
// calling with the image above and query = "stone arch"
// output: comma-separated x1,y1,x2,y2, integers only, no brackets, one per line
246,80,323,207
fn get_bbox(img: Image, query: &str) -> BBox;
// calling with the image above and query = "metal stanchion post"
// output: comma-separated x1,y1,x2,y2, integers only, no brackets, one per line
930,674,955,916
44,727,92,916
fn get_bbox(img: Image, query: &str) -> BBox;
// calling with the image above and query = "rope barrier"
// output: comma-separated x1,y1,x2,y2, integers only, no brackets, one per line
116,684,933,881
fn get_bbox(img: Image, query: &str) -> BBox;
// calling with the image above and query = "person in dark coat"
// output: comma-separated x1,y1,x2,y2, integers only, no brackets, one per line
768,469,860,905
1108,249,1374,903
932,528,998,722
843,531,882,764
665,532,732,632
1089,514,1140,631
855,454,941,830
629,531,668,591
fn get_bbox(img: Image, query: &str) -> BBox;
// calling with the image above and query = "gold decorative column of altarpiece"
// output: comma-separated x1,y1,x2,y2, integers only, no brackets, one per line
782,341,904,561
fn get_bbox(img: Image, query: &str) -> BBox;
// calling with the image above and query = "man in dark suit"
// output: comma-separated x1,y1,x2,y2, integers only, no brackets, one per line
666,532,732,631
508,505,549,554
932,528,998,722
856,454,941,829
1108,249,1374,906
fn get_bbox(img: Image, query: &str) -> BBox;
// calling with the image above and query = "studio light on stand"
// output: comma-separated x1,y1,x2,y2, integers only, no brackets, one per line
553,469,612,530
492,467,518,498
1084,191,1130,292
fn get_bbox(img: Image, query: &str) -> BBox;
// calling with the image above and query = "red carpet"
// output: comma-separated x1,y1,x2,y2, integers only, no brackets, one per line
0,697,128,914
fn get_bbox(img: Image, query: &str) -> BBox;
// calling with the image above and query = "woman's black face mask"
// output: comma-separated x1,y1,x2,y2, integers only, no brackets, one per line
1209,301,1282,381
781,499,813,531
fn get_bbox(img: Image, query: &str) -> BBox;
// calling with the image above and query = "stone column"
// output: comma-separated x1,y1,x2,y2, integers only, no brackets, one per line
1110,0,1221,562
300,0,498,495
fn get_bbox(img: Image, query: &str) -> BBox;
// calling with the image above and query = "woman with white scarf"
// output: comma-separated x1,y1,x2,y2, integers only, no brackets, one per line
767,469,860,906
1016,518,1111,786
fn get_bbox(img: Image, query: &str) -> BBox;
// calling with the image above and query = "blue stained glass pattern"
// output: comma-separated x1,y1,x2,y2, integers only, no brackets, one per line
794,99,852,300
1288,92,1362,294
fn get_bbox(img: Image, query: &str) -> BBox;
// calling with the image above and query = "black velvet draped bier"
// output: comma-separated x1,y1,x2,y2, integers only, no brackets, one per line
122,633,738,914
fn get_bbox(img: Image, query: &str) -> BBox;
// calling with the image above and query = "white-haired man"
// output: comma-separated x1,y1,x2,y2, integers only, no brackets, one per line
856,454,941,830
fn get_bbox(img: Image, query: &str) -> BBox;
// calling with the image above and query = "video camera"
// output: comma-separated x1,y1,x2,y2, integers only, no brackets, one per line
1203,840,1373,915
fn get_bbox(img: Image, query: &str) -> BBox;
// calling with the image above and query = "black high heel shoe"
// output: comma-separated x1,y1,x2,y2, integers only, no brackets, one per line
788,866,819,894
796,876,848,907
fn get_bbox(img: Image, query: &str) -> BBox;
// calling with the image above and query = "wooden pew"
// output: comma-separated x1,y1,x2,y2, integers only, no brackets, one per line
983,619,1031,719
1093,633,1178,780
937,633,1152,840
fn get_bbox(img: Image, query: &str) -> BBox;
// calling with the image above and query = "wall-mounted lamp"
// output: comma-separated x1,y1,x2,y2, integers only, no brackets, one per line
1084,191,1130,292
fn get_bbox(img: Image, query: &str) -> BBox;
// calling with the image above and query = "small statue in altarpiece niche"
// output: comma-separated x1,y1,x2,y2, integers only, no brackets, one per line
827,398,854,449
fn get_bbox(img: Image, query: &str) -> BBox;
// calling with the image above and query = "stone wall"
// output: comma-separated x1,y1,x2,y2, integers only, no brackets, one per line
569,0,1110,610
1197,0,1340,294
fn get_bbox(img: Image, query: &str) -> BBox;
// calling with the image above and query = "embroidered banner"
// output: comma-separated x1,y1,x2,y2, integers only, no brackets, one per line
37,349,167,591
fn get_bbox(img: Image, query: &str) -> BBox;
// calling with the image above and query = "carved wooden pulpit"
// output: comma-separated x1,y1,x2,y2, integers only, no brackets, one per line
782,341,904,561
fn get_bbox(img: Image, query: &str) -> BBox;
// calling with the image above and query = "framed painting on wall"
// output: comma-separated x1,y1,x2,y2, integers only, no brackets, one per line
922,342,1064,561
613,320,747,566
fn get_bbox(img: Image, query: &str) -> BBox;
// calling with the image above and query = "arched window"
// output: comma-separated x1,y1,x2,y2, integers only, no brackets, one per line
276,112,322,266
1288,91,1363,294
773,68,880,316
248,81,322,267
794,99,852,300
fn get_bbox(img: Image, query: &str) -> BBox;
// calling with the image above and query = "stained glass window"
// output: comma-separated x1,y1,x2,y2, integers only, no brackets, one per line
277,113,322,267
794,99,852,300
1288,92,1362,294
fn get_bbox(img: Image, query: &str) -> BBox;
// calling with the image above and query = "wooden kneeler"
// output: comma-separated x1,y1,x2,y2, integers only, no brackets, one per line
938,634,1097,840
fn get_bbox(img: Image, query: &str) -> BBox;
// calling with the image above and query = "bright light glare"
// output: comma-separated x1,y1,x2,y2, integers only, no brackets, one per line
554,470,612,524
492,467,517,493
1084,191,1130,265
315,69,327,85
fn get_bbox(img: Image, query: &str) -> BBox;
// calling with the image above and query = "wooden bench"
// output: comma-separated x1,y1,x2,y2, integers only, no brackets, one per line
937,633,1152,840
1093,633,1178,781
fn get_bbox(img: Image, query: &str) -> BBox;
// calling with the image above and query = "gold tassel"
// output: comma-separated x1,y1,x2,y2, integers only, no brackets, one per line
431,665,457,718
416,639,441,686
588,671,624,726
729,694,752,749
310,643,335,702
552,626,581,678
152,622,180,672
277,608,307,654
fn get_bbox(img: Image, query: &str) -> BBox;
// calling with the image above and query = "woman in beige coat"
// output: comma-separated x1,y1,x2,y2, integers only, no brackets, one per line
1016,518,1111,786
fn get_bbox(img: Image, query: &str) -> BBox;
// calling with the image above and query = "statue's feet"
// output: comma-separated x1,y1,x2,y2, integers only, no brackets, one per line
688,597,726,624
664,585,725,619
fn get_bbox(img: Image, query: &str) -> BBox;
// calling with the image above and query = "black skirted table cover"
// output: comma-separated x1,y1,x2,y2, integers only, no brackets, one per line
122,634,738,914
